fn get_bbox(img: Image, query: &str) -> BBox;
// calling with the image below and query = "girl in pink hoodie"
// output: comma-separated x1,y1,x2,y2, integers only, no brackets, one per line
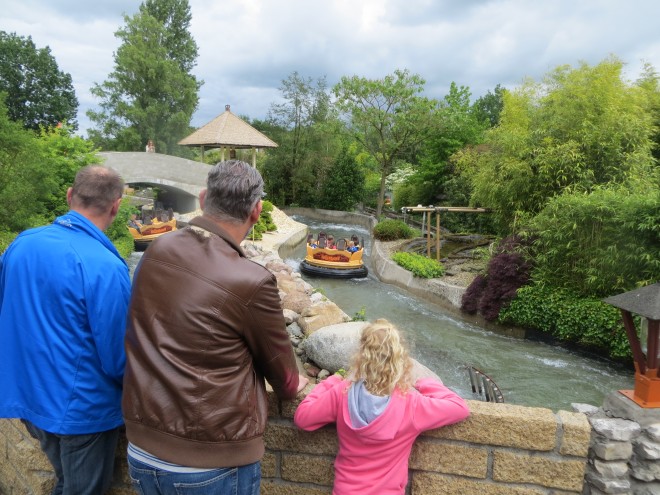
294,319,470,495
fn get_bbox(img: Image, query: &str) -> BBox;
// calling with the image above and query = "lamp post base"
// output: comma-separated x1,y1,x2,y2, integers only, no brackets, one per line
618,372,660,408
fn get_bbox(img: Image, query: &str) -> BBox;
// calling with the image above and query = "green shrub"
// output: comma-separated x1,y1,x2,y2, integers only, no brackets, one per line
460,235,532,321
249,200,278,240
391,251,445,278
526,187,660,298
352,307,367,321
498,284,631,360
0,231,18,254
373,219,416,241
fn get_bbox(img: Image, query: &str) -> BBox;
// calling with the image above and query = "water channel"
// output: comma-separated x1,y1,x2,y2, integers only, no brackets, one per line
279,215,634,412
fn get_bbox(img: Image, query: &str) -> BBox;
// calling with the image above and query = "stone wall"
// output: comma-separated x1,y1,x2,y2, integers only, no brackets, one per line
0,396,591,495
580,393,660,494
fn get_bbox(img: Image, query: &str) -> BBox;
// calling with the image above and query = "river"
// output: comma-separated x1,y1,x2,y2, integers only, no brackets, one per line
279,215,634,412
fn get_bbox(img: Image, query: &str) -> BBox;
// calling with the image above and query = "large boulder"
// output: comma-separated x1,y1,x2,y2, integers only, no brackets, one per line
301,321,440,381
281,291,313,314
301,322,365,372
298,300,350,335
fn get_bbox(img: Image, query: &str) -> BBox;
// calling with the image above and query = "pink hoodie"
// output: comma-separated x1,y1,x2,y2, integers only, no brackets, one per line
294,375,470,494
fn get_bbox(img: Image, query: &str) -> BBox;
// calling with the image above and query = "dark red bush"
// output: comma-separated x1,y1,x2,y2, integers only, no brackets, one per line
461,236,533,321
461,274,487,314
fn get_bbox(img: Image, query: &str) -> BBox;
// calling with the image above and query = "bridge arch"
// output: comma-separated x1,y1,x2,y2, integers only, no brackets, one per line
98,152,209,214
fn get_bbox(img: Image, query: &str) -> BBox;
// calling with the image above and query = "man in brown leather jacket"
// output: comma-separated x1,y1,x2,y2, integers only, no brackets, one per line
122,160,307,494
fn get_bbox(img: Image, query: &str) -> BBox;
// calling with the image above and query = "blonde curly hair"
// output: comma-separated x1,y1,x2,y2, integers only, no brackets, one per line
350,319,414,396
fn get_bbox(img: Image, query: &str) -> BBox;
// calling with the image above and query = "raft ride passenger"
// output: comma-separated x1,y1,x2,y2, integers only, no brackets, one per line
347,241,359,253
327,235,336,249
128,213,142,233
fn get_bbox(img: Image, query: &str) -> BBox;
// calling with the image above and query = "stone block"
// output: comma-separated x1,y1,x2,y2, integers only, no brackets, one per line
26,470,56,495
260,479,331,495
266,387,280,418
1,419,33,446
647,423,660,442
281,453,333,486
631,481,660,495
424,400,557,451
635,437,660,460
262,452,277,478
592,459,629,478
15,438,52,471
493,451,586,491
558,410,591,457
586,472,631,493
586,488,630,495
591,417,641,442
409,439,487,478
280,394,301,419
113,455,131,486
0,461,28,494
411,472,547,495
572,403,600,416
631,459,660,482
264,423,337,456
602,392,660,429
592,440,634,461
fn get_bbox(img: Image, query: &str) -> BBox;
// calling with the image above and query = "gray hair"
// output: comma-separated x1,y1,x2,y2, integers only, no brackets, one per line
71,166,124,213
203,160,264,223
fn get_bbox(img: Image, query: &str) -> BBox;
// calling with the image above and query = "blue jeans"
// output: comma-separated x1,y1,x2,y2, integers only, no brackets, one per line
22,420,120,495
127,457,261,495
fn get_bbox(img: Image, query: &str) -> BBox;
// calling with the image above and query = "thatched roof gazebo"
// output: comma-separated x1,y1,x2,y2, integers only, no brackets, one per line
178,104,278,166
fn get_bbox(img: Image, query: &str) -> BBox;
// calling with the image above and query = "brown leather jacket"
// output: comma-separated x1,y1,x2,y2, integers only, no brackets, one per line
122,216,299,468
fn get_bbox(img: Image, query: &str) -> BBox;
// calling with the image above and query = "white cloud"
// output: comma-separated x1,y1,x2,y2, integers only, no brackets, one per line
2,0,658,135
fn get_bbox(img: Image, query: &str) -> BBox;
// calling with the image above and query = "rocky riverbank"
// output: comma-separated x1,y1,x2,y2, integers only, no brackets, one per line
241,206,484,382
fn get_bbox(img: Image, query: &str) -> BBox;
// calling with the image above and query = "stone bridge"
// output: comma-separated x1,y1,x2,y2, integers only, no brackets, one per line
98,152,209,214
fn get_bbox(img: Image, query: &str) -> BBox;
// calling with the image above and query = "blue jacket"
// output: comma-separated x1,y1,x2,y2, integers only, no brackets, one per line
0,211,131,434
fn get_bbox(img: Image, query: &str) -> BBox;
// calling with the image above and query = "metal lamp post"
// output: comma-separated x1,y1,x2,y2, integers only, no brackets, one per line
603,283,660,408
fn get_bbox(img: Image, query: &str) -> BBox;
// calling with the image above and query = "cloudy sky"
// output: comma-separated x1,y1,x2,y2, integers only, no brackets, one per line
3,0,659,135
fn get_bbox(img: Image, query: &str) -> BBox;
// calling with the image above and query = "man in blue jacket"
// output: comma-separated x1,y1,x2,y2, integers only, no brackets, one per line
0,165,131,494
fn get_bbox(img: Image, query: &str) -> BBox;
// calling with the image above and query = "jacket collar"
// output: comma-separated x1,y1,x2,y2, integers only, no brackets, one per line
54,210,127,267
188,215,245,258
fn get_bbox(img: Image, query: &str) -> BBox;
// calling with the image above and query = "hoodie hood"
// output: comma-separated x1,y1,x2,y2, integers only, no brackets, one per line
348,380,390,428
346,380,405,442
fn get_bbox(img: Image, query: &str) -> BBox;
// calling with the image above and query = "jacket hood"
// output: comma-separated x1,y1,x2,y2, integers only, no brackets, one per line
344,381,404,443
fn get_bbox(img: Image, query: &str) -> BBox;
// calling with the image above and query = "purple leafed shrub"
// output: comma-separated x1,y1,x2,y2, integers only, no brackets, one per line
461,236,533,321
461,274,487,314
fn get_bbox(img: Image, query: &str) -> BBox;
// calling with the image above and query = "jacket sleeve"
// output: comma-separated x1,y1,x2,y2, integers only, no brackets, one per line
243,272,300,400
412,378,470,433
294,374,344,431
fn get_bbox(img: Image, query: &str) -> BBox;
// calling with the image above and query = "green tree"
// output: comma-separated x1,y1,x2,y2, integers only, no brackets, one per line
0,97,99,236
0,32,78,130
318,145,365,211
407,82,486,212
263,72,336,206
636,63,660,163
333,69,438,218
87,0,201,155
472,84,506,127
457,57,656,232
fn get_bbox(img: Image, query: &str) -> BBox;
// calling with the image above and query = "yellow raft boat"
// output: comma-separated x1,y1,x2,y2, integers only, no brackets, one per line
300,233,368,279
128,218,177,250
